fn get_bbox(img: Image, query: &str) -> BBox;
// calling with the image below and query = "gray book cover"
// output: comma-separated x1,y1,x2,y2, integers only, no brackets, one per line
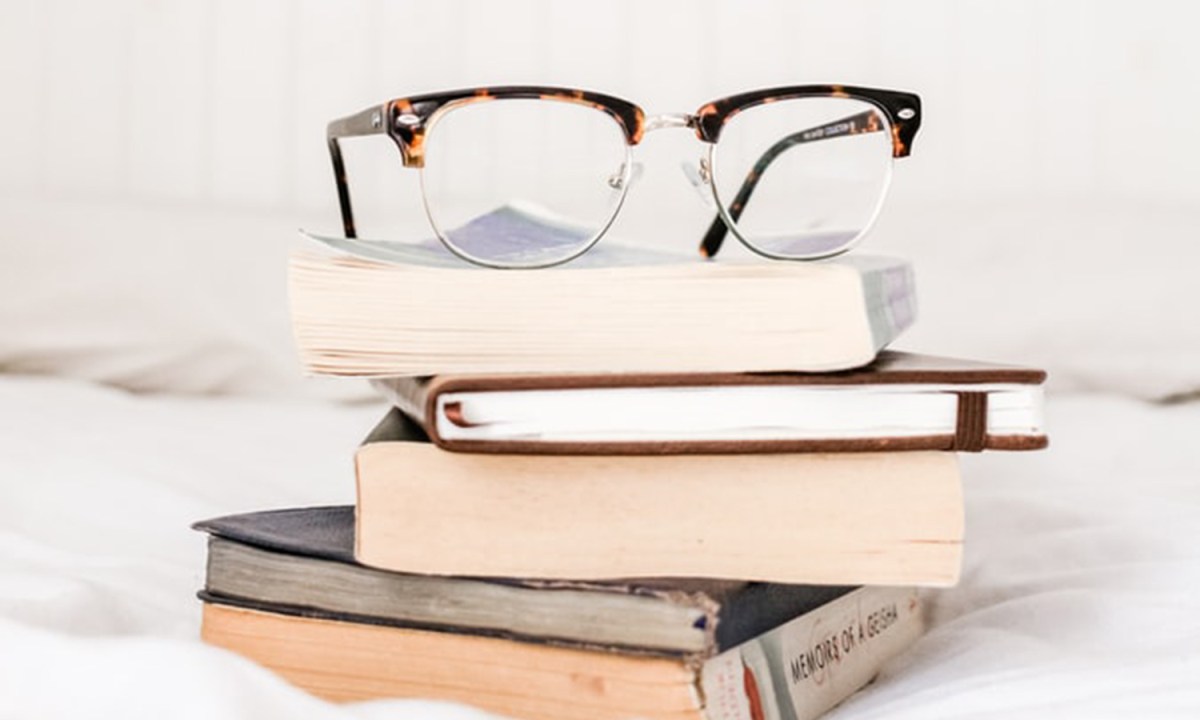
195,506,854,657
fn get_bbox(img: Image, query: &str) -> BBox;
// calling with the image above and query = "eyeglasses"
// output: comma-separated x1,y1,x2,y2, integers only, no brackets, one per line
327,85,921,268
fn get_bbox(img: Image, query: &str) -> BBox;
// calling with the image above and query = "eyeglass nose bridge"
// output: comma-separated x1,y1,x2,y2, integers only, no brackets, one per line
642,113,699,134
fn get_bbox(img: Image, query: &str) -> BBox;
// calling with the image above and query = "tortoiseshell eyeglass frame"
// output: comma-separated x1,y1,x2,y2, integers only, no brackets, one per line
327,85,921,266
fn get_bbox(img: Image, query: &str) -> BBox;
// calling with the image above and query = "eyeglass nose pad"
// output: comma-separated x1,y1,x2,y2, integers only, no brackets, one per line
606,161,645,191
679,160,715,208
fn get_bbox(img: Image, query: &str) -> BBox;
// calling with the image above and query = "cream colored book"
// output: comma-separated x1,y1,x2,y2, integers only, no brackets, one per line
289,208,915,377
353,413,963,586
201,584,923,720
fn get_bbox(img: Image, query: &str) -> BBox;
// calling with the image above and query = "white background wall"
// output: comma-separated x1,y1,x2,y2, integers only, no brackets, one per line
4,0,1198,216
1,0,1198,398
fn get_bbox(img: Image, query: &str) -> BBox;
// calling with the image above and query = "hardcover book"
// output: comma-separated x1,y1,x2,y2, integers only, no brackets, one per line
201,587,921,720
352,413,964,585
194,509,922,720
194,506,856,655
372,350,1048,454
289,206,916,377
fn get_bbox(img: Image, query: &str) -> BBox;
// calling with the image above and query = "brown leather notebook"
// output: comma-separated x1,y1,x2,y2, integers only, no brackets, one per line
371,351,1048,454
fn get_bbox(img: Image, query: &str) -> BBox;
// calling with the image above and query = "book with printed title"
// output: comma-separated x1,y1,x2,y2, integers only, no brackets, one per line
196,506,923,720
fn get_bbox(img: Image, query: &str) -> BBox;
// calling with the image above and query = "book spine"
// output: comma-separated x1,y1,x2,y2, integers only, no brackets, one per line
699,586,922,720
861,260,916,351
369,378,430,427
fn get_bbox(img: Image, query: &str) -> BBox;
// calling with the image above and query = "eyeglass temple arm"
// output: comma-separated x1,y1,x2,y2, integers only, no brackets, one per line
327,105,388,239
699,109,884,259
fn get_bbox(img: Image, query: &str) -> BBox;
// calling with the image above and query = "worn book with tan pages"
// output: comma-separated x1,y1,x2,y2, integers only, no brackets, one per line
372,350,1047,454
201,583,922,720
194,505,856,655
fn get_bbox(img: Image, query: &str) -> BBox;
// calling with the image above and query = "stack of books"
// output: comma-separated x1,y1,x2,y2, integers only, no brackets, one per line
197,210,1047,720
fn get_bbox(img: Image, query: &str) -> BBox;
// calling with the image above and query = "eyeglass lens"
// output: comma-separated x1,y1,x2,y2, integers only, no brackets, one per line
420,98,631,267
710,96,893,259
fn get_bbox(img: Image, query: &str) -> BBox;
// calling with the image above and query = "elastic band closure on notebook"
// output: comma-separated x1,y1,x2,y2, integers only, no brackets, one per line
954,392,988,452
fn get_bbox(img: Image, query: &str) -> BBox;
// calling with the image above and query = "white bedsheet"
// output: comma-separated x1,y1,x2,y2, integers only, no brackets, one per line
0,375,1197,718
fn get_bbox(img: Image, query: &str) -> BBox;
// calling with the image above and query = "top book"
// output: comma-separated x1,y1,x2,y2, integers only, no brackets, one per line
289,206,915,377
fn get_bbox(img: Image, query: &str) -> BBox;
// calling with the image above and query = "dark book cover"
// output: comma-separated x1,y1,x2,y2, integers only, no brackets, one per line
195,506,854,657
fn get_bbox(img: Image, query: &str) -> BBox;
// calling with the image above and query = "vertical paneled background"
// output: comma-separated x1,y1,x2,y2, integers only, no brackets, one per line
3,0,1197,218
1,0,1198,398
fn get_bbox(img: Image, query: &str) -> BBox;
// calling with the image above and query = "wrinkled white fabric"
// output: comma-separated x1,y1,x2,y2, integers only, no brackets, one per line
0,376,1197,719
